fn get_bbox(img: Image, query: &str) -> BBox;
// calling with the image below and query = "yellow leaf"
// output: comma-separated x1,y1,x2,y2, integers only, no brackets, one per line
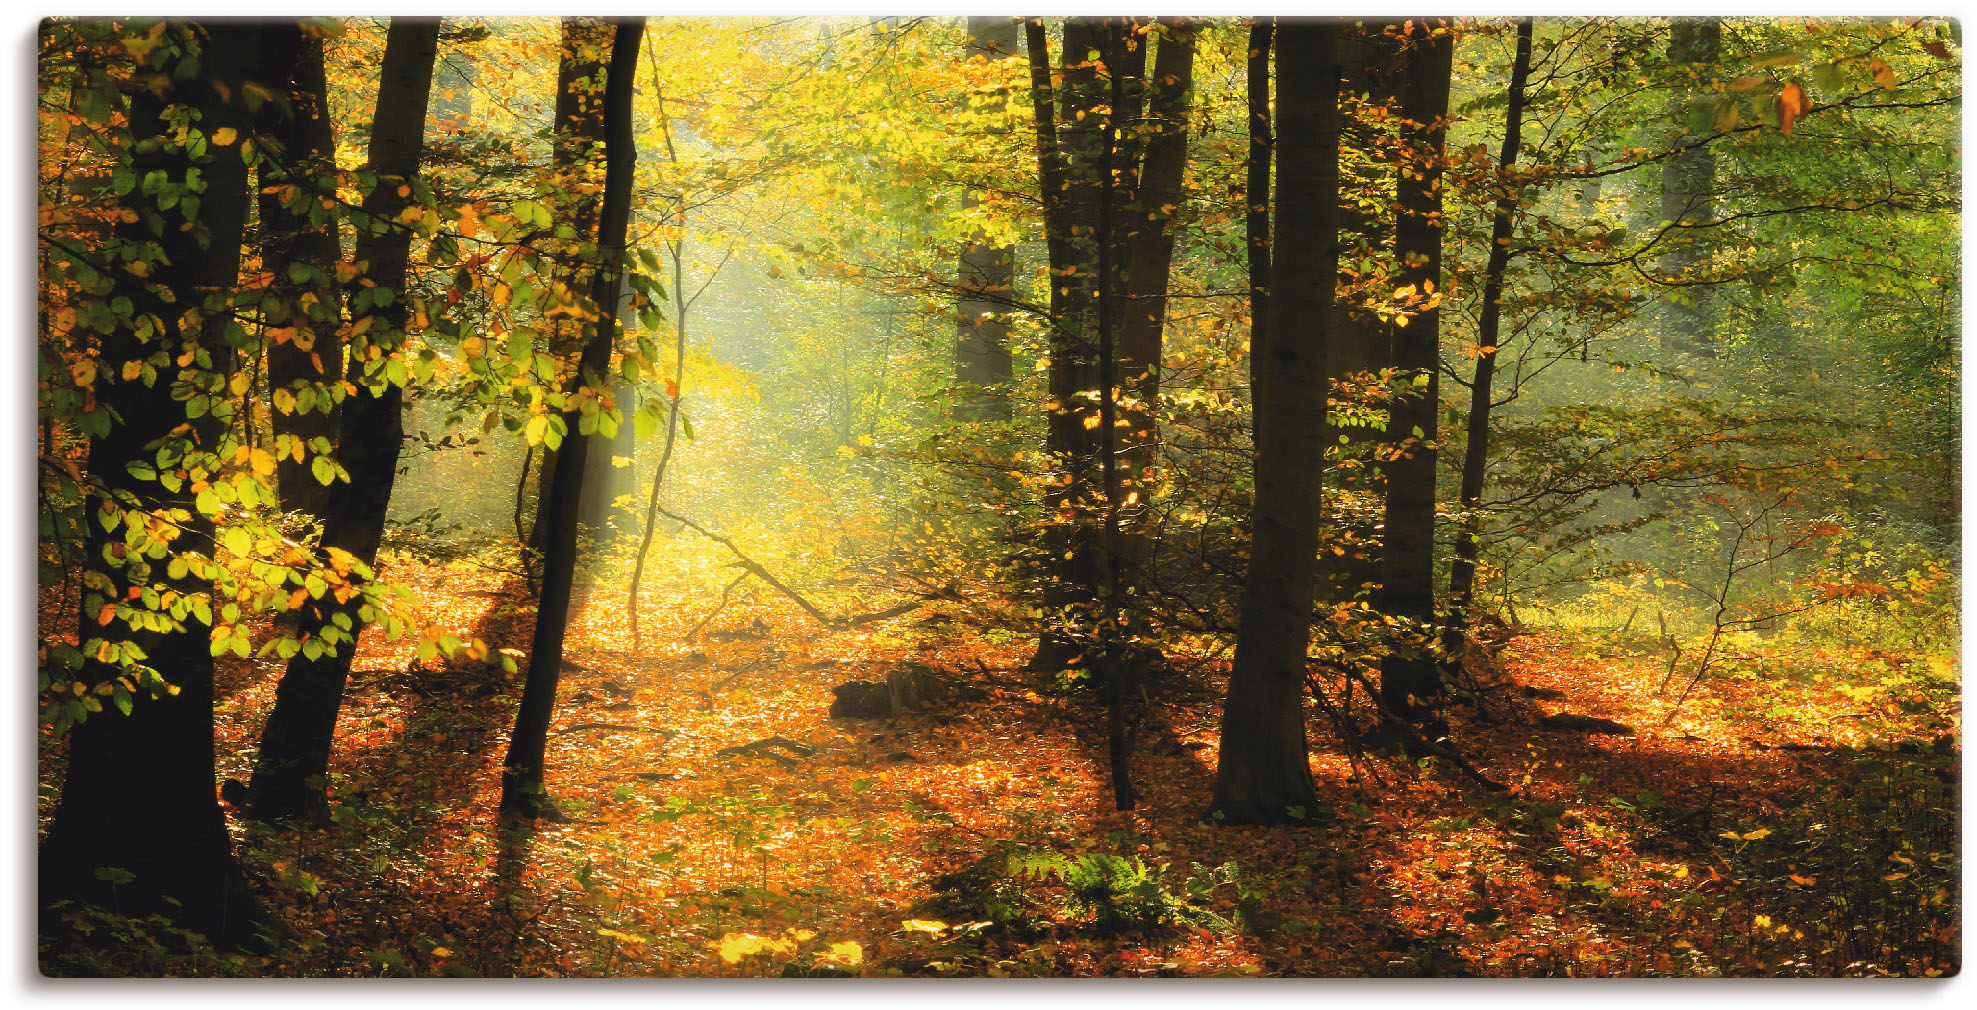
821,940,863,966
899,919,948,934
211,126,237,146
716,933,767,964
249,448,275,477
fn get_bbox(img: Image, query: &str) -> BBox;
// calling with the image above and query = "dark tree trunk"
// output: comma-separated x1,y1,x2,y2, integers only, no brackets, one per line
953,16,1018,422
1376,20,1454,741
244,18,441,823
501,17,644,821
1445,19,1533,653
1210,20,1336,827
1659,18,1720,358
1317,19,1402,607
527,18,616,564
1026,18,1106,673
257,22,344,520
1115,19,1196,548
41,21,263,945
1244,20,1272,422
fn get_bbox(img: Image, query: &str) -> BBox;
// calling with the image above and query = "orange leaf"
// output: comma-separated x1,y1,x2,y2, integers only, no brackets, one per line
1776,82,1810,136
1921,40,1952,61
96,603,116,625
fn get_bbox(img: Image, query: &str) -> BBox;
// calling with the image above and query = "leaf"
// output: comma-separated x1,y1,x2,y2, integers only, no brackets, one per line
210,126,237,146
1920,40,1952,60
1775,82,1810,136
1868,56,1898,90
311,454,336,485
224,526,251,557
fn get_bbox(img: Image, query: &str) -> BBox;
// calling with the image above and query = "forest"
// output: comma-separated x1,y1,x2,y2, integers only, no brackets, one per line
34,15,1960,978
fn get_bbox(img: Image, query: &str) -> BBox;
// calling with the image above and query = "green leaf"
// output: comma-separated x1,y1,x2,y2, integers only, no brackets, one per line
311,454,336,485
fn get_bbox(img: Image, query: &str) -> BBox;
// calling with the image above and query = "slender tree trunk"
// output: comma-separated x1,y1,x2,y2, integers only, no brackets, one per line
1317,19,1402,607
1445,19,1533,653
501,17,643,820
257,23,344,519
1659,18,1720,358
41,21,263,944
1210,20,1336,826
1376,19,1454,741
953,16,1018,422
527,18,615,565
1244,20,1272,426
245,18,441,822
1026,19,1106,673
1114,19,1196,560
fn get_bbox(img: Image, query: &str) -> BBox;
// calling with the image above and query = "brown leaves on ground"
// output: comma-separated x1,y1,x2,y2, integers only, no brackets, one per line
39,559,1961,977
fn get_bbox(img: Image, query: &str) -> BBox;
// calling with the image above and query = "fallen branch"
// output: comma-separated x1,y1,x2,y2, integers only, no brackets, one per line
713,735,818,767
685,570,751,643
658,506,935,630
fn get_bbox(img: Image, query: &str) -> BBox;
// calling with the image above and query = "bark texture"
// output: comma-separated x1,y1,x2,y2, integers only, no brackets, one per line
1210,21,1336,826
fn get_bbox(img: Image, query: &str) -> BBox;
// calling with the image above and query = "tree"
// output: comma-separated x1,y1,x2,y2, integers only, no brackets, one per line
952,16,1019,423
1114,18,1197,553
1659,18,1722,358
255,21,344,521
1445,18,1534,653
523,18,617,572
1317,19,1402,607
1210,19,1334,826
244,18,442,822
1024,18,1109,675
501,16,645,821
40,20,265,943
1374,20,1454,743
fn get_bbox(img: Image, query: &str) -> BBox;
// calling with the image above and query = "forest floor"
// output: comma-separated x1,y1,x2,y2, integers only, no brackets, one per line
40,555,1962,977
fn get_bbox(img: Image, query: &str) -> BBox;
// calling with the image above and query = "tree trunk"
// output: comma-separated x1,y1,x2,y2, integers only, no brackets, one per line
1658,18,1720,358
526,18,616,566
1026,18,1106,673
1317,19,1402,607
1445,19,1533,654
245,18,441,823
257,22,344,520
41,21,263,945
1244,20,1272,426
1114,19,1196,554
953,16,1018,422
1210,20,1336,827
501,17,644,821
1376,20,1454,741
